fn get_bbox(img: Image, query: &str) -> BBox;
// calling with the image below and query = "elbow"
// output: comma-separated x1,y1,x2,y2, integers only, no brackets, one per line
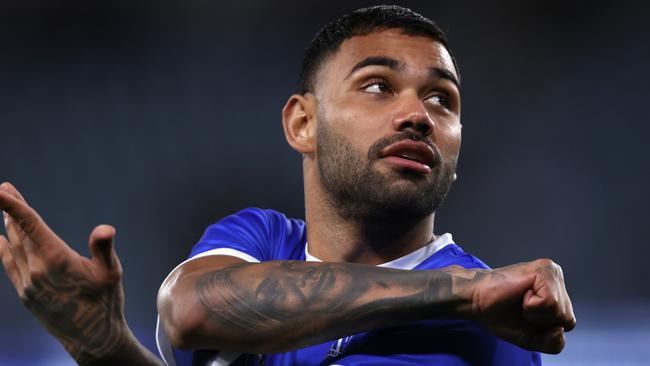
156,264,284,353
157,283,285,353
157,272,207,349
157,307,193,350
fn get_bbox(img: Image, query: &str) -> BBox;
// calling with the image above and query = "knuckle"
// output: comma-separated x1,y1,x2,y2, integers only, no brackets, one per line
21,282,40,304
550,262,562,275
539,295,559,309
18,291,30,306
555,263,566,280
21,270,55,306
0,247,9,264
20,285,51,310
17,215,38,236
43,251,68,271
3,257,17,275
28,267,48,284
565,314,577,330
105,268,123,285
534,258,554,268
562,318,575,331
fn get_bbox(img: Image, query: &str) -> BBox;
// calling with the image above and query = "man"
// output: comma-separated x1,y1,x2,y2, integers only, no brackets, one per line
0,5,575,366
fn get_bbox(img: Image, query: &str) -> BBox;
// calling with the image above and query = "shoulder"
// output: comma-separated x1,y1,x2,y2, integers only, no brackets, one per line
418,236,491,270
210,207,295,226
191,207,307,261
201,207,304,240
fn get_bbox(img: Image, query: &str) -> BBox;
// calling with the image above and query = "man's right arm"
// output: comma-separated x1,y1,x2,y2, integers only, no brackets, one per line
0,183,165,366
158,253,575,355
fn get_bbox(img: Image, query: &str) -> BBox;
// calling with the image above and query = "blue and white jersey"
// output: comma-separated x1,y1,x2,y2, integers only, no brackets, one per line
157,207,541,366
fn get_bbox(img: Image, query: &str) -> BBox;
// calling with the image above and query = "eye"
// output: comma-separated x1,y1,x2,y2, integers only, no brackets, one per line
425,94,450,109
361,81,391,94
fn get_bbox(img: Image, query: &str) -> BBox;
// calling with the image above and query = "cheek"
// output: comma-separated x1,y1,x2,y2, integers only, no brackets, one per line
436,123,462,157
326,111,382,153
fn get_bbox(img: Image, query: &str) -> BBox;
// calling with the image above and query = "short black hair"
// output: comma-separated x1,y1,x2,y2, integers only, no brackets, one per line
299,5,459,94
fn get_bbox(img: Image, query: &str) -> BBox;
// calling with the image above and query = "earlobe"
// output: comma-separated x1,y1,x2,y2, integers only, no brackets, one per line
282,94,316,154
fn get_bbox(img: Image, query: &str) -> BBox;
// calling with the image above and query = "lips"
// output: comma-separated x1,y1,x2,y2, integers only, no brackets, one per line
380,139,437,173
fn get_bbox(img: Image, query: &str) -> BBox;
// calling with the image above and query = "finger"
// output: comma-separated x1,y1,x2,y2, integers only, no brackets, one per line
0,235,25,296
507,321,566,354
89,225,122,276
563,300,576,331
496,317,559,354
562,286,576,331
2,211,28,269
3,207,24,247
0,189,60,251
0,183,29,242
2,211,31,280
3,209,34,278
523,285,569,329
558,268,576,332
0,182,27,202
532,262,576,332
528,325,566,354
0,189,39,237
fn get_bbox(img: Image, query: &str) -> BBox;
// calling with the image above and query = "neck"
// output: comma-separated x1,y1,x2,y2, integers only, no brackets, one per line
304,170,436,265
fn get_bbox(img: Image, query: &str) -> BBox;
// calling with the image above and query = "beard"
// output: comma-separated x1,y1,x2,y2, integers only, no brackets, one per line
316,118,457,223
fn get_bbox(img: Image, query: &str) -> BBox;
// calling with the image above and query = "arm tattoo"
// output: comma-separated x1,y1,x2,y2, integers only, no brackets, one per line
196,261,457,347
22,271,124,365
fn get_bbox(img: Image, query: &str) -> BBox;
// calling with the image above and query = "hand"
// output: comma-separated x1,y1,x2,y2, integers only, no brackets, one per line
452,259,576,354
0,182,129,364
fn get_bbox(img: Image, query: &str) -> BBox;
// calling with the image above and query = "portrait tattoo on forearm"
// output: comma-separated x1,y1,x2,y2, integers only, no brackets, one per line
196,261,457,346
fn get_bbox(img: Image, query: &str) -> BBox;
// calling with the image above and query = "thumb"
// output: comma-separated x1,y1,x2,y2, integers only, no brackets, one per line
89,224,121,274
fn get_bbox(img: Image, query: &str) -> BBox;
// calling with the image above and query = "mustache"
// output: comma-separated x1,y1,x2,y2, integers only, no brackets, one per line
367,130,436,160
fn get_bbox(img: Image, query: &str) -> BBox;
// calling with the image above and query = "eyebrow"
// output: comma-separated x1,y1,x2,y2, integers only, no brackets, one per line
345,55,460,90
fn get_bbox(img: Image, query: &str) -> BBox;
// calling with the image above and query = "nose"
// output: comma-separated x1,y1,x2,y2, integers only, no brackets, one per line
391,93,434,136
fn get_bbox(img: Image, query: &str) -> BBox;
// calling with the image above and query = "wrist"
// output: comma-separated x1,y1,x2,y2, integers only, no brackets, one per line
71,319,130,366
444,266,482,321
77,323,164,366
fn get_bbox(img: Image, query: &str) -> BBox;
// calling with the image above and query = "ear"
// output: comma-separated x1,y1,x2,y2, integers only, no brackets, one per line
282,93,317,154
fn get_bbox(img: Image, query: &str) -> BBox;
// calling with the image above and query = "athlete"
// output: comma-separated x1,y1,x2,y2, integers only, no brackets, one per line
0,5,575,366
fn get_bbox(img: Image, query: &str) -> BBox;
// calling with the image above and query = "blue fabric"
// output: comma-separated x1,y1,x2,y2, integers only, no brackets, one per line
173,207,541,366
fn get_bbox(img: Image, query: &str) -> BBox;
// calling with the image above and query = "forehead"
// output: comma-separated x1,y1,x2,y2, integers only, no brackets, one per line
320,28,457,82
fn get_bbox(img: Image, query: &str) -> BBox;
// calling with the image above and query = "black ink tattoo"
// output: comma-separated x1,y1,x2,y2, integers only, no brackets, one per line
22,270,124,365
196,261,459,350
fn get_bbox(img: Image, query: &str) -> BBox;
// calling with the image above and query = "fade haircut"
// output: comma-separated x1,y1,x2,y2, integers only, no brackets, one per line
299,5,459,94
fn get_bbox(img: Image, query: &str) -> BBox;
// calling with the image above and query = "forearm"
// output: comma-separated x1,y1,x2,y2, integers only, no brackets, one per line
159,260,475,353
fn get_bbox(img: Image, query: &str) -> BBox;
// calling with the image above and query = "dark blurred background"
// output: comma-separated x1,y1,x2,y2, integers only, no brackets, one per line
1,0,648,364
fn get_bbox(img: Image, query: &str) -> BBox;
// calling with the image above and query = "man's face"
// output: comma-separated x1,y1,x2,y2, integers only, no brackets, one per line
313,29,462,222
